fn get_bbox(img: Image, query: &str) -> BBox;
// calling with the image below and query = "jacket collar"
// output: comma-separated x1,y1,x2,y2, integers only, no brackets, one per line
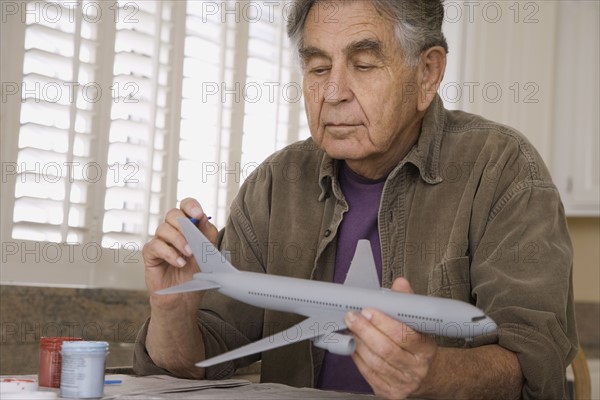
402,94,445,184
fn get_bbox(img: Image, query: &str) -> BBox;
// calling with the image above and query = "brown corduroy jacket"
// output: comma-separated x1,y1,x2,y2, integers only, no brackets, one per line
134,95,578,399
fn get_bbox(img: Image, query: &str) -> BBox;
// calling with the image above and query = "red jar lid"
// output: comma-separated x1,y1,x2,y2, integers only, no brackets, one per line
39,337,82,351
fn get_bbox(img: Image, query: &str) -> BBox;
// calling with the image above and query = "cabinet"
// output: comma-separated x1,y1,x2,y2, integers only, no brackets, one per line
440,1,599,216
551,2,599,216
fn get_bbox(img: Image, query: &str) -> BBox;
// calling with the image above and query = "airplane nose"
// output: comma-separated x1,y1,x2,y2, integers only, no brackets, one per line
468,315,497,338
478,317,498,336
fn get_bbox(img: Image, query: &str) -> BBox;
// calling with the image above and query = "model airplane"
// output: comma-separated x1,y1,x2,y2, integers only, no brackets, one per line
157,218,497,368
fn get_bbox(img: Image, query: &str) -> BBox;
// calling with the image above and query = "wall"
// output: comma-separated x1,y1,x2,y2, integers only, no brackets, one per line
568,217,600,358
0,286,150,375
568,217,600,303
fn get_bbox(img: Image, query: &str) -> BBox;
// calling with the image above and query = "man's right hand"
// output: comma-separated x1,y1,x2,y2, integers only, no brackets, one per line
142,198,218,377
142,197,219,310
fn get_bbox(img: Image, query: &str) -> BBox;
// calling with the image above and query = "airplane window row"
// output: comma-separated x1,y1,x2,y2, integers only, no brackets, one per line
246,291,440,323
248,290,361,310
397,312,442,323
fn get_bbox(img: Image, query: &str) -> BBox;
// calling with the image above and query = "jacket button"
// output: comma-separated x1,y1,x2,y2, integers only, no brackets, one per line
324,229,331,237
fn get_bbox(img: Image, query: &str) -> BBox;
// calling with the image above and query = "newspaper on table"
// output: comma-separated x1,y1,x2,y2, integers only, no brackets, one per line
2,374,377,399
102,374,251,398
103,374,378,399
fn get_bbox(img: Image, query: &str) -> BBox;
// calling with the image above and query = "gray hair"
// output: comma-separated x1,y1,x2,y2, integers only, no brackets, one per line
286,0,448,67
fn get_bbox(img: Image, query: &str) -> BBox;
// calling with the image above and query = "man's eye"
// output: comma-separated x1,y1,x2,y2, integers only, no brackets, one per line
310,66,330,76
356,64,373,72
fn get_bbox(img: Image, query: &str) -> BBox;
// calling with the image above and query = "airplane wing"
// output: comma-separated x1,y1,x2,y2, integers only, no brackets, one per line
155,279,220,295
196,311,347,367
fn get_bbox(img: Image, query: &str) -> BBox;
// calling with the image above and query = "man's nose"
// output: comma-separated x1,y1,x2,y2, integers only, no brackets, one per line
324,65,354,104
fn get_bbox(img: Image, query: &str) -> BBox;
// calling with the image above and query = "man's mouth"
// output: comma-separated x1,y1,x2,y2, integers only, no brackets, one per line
323,123,362,136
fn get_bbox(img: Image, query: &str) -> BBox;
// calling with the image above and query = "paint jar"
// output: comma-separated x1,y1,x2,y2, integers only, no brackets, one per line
60,341,109,398
38,337,82,388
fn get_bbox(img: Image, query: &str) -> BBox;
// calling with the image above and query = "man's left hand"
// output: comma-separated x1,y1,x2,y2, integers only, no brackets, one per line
344,277,438,399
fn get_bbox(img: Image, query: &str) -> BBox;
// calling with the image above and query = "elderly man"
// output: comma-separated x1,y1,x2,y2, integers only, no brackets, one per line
134,1,578,398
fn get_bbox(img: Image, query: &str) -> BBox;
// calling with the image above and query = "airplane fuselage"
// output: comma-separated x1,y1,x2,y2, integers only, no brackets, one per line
196,271,497,339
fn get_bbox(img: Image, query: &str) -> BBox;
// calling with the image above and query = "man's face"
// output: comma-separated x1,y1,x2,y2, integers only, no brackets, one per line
301,1,424,177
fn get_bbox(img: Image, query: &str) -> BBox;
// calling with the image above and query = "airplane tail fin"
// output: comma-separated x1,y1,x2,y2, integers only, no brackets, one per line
178,217,239,274
343,239,381,289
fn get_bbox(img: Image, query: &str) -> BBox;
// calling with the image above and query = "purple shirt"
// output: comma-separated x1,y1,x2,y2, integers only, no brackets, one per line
317,162,385,394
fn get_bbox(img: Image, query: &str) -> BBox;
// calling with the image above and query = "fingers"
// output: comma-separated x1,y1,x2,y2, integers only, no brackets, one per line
180,197,207,222
143,198,206,270
165,198,208,232
391,277,414,293
156,220,192,258
346,310,398,389
143,237,187,269
345,310,418,398
164,207,190,231
356,308,433,353
346,308,436,398
346,308,421,358
176,198,218,243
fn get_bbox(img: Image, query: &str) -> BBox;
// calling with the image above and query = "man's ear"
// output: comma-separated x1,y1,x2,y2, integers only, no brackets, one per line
417,46,447,112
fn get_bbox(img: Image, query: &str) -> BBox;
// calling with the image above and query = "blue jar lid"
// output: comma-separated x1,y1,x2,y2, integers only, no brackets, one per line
61,341,109,351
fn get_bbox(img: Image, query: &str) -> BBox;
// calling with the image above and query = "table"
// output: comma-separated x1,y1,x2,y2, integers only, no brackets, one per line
1,374,380,399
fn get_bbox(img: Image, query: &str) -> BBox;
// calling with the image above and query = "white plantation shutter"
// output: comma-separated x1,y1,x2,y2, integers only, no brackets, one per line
12,1,104,245
177,1,309,224
102,1,183,248
177,1,236,225
1,1,185,287
6,1,183,251
242,7,307,166
1,0,307,288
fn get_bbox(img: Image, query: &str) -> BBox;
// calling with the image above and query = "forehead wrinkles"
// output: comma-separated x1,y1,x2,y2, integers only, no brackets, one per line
299,38,387,67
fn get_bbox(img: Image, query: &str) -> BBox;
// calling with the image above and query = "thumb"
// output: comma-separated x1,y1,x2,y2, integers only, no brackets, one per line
391,277,414,294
